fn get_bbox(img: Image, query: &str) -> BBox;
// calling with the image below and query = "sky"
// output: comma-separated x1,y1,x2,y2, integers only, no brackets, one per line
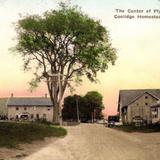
0,0,160,116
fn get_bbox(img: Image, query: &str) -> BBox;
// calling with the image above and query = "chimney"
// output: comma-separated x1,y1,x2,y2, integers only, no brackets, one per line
11,93,14,97
45,93,47,98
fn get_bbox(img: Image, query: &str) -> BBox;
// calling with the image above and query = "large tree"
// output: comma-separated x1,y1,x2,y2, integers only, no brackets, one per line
84,91,104,120
62,94,84,121
13,3,117,123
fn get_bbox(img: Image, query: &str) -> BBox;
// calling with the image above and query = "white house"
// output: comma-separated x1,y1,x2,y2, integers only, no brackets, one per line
7,97,54,122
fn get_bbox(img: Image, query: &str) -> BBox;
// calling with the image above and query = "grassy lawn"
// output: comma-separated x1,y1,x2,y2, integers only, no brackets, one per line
113,124,160,133
0,121,67,148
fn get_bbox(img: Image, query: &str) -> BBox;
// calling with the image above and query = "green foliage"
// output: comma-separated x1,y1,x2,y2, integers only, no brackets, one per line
84,91,103,109
14,3,117,87
114,124,160,133
62,95,83,121
62,91,104,121
84,91,104,119
34,118,53,125
28,74,41,92
0,122,67,148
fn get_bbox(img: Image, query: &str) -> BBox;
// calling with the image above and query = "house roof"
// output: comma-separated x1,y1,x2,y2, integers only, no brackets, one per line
118,89,160,111
7,97,53,106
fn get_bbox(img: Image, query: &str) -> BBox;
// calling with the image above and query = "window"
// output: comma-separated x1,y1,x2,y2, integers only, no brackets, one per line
16,115,19,119
43,114,46,119
48,108,51,111
152,108,158,118
31,114,34,119
153,114,158,118
145,103,148,106
36,114,39,119
145,96,148,99
154,108,158,112
24,107,27,110
16,107,19,110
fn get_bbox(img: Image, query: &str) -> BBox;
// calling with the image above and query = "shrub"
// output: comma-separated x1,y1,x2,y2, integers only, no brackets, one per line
34,118,52,125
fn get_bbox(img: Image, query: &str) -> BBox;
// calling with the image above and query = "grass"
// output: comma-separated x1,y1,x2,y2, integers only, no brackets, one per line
113,124,160,133
0,121,67,148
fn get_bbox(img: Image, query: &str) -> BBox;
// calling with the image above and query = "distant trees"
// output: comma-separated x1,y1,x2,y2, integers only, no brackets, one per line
62,91,104,122
84,91,104,120
62,95,83,121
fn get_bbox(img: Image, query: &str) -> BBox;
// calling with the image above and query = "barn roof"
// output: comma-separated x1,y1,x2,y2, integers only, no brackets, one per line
118,89,160,111
7,97,53,106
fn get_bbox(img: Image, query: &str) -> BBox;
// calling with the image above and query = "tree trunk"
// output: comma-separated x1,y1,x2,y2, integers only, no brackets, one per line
53,103,60,123
47,74,64,124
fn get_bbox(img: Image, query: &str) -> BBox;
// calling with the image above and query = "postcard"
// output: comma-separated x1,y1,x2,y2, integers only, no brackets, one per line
0,0,160,159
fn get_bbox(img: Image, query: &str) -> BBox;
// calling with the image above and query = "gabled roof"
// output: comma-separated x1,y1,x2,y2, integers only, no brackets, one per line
126,91,159,106
7,97,53,106
118,89,160,111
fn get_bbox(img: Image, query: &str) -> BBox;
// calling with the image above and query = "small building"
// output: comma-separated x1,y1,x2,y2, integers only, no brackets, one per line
7,97,53,122
151,103,160,124
118,89,160,124
0,98,8,116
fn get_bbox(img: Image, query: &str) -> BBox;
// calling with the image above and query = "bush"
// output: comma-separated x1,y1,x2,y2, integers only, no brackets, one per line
114,123,160,133
34,118,52,125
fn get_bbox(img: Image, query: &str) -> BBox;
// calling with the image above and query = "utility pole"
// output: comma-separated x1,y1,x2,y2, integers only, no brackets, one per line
91,112,94,123
94,109,96,122
76,96,80,123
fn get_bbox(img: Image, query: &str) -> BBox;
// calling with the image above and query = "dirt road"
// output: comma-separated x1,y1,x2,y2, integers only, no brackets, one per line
1,124,160,160
21,124,160,160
